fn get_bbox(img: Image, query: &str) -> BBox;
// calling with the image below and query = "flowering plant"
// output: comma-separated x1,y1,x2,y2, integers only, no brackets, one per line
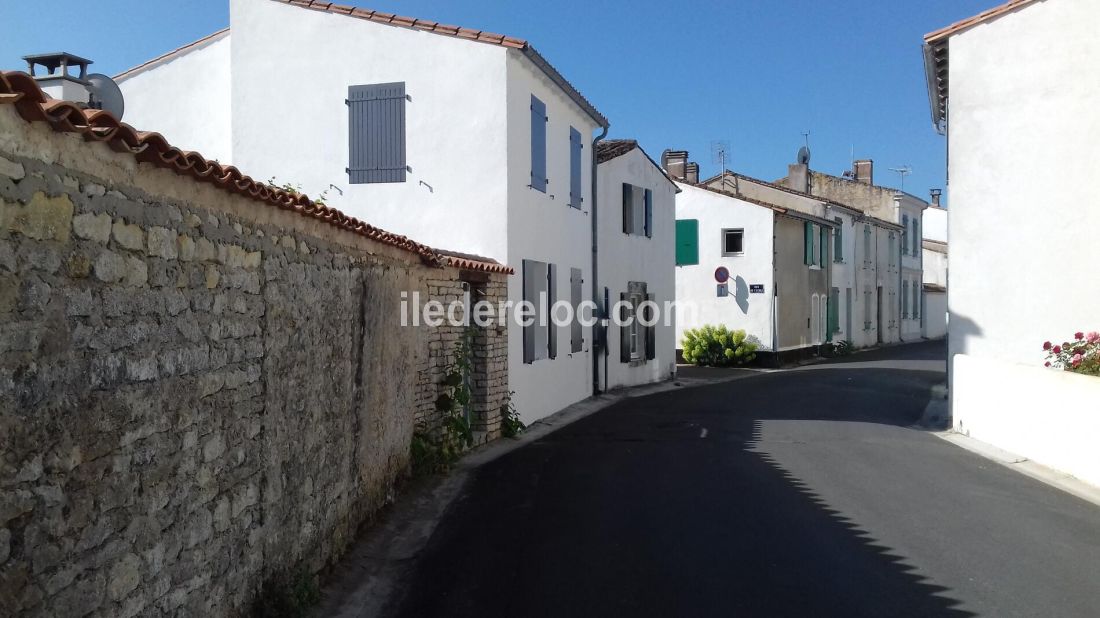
1043,331,1100,376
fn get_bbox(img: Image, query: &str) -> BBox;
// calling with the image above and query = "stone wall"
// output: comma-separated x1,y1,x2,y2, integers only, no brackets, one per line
0,106,508,617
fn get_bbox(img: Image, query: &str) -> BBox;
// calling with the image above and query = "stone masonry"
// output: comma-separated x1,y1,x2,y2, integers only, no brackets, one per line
0,105,509,616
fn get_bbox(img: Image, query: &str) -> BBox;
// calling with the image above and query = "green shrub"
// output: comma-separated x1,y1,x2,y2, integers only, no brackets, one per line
681,325,758,367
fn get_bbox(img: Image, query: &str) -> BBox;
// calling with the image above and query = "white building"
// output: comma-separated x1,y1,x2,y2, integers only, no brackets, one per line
672,176,835,364
709,164,904,350
924,0,1100,485
594,140,679,389
117,0,610,423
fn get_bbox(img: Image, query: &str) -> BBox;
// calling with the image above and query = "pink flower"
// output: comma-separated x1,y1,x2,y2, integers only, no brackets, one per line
1045,361,1052,367
1088,332,1100,344
1071,353,1084,367
1043,341,1052,351
1053,345,1062,354
1075,332,1085,340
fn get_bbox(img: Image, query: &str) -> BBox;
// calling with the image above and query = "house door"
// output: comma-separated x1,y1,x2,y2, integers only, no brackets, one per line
876,286,884,344
844,287,852,344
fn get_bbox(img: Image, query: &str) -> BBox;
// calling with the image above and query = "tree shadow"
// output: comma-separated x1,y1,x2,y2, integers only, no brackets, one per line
391,359,973,617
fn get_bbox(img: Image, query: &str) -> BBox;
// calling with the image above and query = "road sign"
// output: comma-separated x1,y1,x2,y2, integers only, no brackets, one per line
714,267,730,283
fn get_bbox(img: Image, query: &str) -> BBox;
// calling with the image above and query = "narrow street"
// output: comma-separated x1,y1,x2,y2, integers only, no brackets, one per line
392,341,1100,617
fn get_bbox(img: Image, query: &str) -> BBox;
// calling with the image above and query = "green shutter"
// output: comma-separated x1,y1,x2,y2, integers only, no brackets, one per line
675,219,699,266
820,226,828,265
833,218,843,262
828,287,840,338
804,221,813,265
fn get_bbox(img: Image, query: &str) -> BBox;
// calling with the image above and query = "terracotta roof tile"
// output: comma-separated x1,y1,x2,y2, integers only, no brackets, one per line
270,0,606,126
924,0,1040,43
0,70,512,276
595,139,637,163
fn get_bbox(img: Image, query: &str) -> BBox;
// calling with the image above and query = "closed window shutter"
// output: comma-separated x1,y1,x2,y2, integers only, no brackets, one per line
804,221,813,265
522,260,535,363
902,214,909,254
569,127,582,208
864,225,871,265
675,219,699,265
347,82,406,184
833,217,843,262
644,189,653,238
645,293,656,360
619,293,631,363
902,282,909,319
530,95,547,192
820,227,828,265
622,184,634,234
913,220,920,255
829,287,840,338
547,264,557,359
570,268,583,352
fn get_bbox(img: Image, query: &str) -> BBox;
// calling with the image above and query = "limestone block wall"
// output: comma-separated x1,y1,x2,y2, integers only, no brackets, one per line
0,106,508,617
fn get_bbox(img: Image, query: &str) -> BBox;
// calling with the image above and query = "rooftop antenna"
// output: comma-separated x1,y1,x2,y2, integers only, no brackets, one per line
710,139,730,177
888,165,913,191
802,131,810,148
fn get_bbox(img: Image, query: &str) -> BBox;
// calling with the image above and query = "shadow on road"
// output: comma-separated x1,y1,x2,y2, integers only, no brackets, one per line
392,350,972,617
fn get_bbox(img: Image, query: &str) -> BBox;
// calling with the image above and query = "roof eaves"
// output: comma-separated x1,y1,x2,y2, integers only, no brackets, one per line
114,28,231,81
923,0,1041,43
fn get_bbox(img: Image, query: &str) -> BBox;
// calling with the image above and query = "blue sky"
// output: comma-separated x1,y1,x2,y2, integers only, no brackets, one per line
1,0,994,206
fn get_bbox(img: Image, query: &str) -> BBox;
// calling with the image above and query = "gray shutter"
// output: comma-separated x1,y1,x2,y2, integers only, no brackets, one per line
522,260,535,363
530,95,547,192
902,214,909,254
547,264,557,359
622,184,634,234
804,221,813,265
645,293,656,360
347,82,406,184
569,127,582,208
570,268,583,352
644,189,653,238
619,293,631,363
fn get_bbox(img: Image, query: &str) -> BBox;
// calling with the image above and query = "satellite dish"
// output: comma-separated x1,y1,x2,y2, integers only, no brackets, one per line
797,146,811,165
86,73,125,120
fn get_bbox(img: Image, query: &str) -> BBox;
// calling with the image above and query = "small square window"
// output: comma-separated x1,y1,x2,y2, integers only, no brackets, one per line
722,229,744,256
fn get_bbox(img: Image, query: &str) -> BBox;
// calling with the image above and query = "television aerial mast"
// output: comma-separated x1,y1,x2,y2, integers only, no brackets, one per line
888,165,913,191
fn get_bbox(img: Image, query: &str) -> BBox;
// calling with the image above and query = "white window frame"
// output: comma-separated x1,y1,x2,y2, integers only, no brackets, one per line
721,228,745,256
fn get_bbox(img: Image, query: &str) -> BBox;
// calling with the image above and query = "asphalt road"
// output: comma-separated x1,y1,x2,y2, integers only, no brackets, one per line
392,341,1100,617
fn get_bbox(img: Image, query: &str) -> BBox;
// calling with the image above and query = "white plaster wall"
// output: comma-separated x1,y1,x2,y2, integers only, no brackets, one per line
923,206,947,243
923,290,947,339
596,148,677,390
922,247,948,287
947,0,1100,371
229,0,510,260
116,32,233,164
504,51,599,423
954,354,1100,487
674,183,775,352
875,225,901,346
898,197,924,342
828,209,856,344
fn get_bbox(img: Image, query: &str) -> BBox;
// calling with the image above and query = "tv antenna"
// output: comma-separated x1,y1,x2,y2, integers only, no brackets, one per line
710,140,730,176
888,165,912,190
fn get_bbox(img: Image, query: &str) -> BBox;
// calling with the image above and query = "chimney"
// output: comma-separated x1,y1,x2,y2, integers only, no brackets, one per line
684,162,699,184
661,149,688,181
853,159,874,185
930,188,942,207
788,163,810,193
23,52,93,102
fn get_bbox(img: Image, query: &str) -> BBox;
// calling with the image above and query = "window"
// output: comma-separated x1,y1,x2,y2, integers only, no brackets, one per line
569,127,582,208
833,217,843,262
901,214,909,255
622,184,652,237
570,267,583,353
676,219,699,265
804,221,817,266
522,259,555,362
722,229,744,256
620,282,652,363
347,82,406,184
863,224,872,267
902,280,909,319
530,95,547,192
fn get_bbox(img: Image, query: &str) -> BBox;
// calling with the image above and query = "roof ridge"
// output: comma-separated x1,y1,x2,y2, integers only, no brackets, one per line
0,70,512,275
114,28,231,81
924,0,1040,42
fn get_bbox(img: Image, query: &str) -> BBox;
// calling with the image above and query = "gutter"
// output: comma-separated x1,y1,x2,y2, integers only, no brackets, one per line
590,125,608,394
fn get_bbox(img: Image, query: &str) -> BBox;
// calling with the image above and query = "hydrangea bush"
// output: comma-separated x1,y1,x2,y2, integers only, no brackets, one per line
681,325,758,367
1043,331,1100,377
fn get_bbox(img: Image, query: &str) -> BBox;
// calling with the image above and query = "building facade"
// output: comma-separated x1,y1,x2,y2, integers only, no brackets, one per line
117,0,610,423
924,0,1100,484
594,141,678,390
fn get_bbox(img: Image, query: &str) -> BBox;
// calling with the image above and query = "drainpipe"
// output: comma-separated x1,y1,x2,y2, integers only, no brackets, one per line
591,125,608,394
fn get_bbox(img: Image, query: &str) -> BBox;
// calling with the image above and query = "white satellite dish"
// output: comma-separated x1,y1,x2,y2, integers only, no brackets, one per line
86,73,125,120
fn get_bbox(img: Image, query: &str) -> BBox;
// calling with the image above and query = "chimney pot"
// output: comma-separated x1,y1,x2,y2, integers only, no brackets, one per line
788,163,810,193
684,162,699,184
853,159,874,185
930,188,942,207
661,149,689,181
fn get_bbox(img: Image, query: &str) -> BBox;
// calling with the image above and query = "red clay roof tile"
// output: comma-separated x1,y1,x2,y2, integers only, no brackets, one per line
924,0,1040,43
0,70,512,275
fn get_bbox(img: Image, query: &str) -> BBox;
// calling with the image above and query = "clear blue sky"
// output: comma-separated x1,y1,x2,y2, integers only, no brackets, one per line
1,0,994,206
